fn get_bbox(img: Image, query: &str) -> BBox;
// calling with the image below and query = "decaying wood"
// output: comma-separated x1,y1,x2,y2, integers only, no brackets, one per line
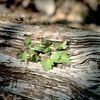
0,20,100,100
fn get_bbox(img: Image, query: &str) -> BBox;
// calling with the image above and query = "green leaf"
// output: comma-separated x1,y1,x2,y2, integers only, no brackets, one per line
40,54,49,60
31,54,40,62
42,40,51,53
33,43,43,51
42,39,51,47
50,51,62,62
59,51,69,63
17,50,27,61
61,40,68,49
26,48,34,55
52,40,68,50
52,42,62,50
41,58,53,71
23,36,31,47
43,47,51,53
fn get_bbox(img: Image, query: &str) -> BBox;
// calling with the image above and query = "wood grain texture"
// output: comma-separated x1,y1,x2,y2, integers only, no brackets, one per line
0,20,100,100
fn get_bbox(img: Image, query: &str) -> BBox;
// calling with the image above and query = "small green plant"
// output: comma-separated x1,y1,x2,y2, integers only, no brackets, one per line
17,35,69,71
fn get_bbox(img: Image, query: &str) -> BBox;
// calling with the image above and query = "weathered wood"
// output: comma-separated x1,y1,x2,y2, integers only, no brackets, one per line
0,20,100,100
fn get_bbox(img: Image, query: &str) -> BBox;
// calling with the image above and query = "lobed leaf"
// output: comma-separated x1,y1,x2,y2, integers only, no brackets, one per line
41,58,53,71
42,39,51,47
33,43,43,51
26,48,34,55
17,50,27,61
43,47,51,53
52,42,62,50
30,54,40,62
23,36,31,47
61,40,68,49
58,51,69,63
50,51,62,62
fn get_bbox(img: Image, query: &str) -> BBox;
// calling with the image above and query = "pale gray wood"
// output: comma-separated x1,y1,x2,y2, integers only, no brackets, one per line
0,20,100,100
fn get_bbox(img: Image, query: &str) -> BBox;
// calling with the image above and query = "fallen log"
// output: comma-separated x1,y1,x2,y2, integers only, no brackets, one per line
0,20,100,100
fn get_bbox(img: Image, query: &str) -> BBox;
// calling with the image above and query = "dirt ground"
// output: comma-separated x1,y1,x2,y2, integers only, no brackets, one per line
0,0,100,32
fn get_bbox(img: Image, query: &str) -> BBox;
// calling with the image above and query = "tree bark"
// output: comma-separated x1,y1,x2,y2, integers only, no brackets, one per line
0,20,100,100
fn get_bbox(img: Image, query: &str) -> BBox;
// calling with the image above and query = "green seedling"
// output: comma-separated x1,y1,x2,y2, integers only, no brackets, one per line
17,35,69,71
